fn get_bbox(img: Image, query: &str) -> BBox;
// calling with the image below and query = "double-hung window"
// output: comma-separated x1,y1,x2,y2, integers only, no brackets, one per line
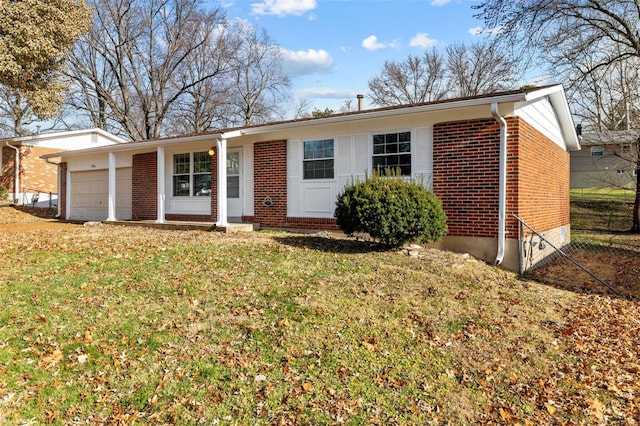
590,146,604,157
173,152,212,197
372,131,411,175
303,139,334,179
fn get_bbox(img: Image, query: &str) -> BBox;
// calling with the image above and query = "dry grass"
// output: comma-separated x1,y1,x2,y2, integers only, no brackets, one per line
0,206,638,425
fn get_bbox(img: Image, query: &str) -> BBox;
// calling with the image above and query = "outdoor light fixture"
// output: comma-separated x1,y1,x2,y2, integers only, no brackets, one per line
208,147,215,156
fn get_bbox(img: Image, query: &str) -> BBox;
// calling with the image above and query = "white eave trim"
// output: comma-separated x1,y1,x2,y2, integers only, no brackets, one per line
8,127,128,145
238,92,533,135
41,132,225,159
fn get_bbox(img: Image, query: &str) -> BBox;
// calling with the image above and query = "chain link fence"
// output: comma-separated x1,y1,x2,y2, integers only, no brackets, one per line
516,214,640,298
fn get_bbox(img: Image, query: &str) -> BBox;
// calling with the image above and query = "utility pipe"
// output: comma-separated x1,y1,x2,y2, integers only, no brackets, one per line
44,157,62,218
5,142,20,204
491,103,507,265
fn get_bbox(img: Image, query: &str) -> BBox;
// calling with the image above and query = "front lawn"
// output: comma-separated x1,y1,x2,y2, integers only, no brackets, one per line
0,209,638,424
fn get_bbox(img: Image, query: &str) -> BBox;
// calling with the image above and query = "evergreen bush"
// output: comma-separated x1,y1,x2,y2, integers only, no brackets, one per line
0,186,8,200
334,170,447,248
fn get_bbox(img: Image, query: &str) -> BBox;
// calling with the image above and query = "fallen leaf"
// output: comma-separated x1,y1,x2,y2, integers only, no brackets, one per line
588,398,605,421
544,402,556,415
278,318,290,328
40,349,63,368
302,382,312,392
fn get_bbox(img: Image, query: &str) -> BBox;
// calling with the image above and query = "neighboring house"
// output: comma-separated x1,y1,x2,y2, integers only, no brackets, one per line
42,85,579,272
1,129,126,206
570,129,638,189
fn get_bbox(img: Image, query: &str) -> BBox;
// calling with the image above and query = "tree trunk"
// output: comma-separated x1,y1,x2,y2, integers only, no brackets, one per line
632,158,640,233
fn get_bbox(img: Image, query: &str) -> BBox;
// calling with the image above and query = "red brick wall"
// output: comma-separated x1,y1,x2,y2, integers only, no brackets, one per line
60,162,67,219
254,140,287,228
513,118,570,234
0,145,61,194
1,146,15,191
132,152,157,220
433,117,570,239
433,119,502,238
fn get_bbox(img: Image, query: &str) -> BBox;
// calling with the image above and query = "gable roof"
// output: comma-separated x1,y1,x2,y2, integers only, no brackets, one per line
579,129,639,146
42,84,579,159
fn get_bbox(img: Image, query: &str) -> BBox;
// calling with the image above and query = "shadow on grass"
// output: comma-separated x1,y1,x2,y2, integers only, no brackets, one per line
274,234,385,254
12,205,58,219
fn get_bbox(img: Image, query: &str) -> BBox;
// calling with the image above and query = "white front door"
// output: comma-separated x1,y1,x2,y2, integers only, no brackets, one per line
227,149,242,218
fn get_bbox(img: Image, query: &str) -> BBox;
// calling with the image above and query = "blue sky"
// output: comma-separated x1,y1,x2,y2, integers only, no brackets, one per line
215,0,540,116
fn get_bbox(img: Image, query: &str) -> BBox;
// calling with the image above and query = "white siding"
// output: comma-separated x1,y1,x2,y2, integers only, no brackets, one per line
286,128,434,219
515,97,566,149
414,126,433,188
287,139,302,216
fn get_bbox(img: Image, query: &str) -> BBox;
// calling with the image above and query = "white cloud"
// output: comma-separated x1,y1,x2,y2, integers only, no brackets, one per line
362,35,387,51
430,0,451,5
468,26,503,36
251,0,317,16
410,33,438,48
295,87,359,99
280,48,334,77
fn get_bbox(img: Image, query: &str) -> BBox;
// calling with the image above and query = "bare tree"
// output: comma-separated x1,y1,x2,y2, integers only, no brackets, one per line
293,97,313,119
474,0,640,232
368,49,449,106
227,25,290,126
67,0,229,140
0,88,34,137
445,40,520,97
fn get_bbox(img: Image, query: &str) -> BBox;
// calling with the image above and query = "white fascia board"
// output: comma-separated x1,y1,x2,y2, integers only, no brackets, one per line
10,128,128,145
237,93,531,136
40,132,224,160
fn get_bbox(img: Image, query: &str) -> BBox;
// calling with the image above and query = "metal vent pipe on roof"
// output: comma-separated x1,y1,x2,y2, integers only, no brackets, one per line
357,94,364,111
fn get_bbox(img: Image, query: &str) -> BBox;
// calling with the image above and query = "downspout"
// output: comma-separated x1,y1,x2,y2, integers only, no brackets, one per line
45,157,61,218
491,103,507,265
5,142,20,204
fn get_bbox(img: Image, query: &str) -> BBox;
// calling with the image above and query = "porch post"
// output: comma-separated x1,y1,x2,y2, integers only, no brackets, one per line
216,137,228,226
156,146,166,223
106,151,116,221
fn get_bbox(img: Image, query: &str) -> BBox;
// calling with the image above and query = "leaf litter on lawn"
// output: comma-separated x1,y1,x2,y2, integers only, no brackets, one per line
0,208,639,424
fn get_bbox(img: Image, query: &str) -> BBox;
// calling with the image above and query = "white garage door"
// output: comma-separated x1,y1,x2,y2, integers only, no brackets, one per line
69,168,132,221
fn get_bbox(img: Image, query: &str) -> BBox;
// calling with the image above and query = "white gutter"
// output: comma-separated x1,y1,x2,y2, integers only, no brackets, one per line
5,142,20,204
491,103,507,265
45,157,62,217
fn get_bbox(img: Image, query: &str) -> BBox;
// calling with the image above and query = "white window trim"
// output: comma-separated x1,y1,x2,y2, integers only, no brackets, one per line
590,146,604,157
372,130,412,176
302,139,335,180
172,151,212,197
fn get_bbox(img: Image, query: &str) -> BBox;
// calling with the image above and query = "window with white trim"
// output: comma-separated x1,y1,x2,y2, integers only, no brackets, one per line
303,139,334,179
372,131,411,175
173,152,211,197
590,146,604,157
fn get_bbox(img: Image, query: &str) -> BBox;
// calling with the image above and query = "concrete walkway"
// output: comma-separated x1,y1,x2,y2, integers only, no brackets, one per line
103,220,254,233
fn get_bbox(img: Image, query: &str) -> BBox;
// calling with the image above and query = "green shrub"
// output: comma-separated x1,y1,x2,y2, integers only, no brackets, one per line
0,186,8,200
335,170,447,248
